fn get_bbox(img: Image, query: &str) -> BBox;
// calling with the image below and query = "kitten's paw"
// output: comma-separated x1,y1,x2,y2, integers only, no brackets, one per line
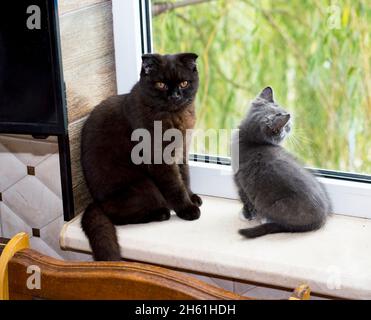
190,193,203,207
176,205,201,221
242,205,257,221
151,207,171,221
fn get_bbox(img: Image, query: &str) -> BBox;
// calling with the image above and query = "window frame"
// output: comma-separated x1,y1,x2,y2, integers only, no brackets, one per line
112,0,371,219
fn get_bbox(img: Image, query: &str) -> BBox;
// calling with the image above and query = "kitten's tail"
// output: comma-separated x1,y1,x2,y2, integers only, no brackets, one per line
239,221,324,238
81,202,121,261
239,223,286,238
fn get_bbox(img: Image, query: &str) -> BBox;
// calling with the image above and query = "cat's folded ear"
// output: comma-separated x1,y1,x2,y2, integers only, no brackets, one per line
259,86,274,102
141,53,162,75
177,53,198,72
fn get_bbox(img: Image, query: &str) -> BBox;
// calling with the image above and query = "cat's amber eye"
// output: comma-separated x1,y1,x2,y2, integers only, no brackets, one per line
179,81,189,88
155,82,167,90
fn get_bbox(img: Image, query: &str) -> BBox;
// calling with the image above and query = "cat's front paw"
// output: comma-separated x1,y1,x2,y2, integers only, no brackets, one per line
151,207,171,221
242,205,257,221
176,204,201,221
190,193,203,207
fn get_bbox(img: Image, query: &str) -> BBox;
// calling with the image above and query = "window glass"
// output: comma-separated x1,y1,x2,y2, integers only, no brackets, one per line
152,0,371,175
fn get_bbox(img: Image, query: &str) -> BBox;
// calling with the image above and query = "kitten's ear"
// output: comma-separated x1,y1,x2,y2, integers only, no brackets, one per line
259,87,274,102
177,53,198,71
141,54,161,75
270,114,290,132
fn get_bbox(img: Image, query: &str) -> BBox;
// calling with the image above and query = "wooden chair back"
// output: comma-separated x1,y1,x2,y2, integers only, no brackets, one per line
8,249,248,300
1,233,310,300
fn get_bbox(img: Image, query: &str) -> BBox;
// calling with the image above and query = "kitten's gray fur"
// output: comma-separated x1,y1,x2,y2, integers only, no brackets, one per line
234,87,332,238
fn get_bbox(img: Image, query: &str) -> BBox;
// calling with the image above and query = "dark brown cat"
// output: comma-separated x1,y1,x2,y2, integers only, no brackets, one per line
81,53,202,261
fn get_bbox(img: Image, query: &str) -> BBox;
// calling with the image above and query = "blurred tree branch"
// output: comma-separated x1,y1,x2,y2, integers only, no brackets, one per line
153,0,216,16
174,11,251,91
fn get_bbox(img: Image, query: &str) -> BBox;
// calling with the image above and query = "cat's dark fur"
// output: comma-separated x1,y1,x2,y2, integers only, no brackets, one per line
234,87,331,238
81,53,202,261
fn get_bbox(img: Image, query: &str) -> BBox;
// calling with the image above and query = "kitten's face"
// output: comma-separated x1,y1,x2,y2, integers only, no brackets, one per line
243,87,291,145
139,53,199,112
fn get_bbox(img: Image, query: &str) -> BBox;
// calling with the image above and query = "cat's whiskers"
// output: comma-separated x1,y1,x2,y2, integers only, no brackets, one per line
292,127,312,144
286,133,306,152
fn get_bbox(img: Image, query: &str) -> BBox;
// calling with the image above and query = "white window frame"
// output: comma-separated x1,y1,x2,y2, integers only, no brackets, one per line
112,0,371,219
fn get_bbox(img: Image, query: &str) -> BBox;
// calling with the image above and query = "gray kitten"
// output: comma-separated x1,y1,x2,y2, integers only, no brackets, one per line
234,87,331,238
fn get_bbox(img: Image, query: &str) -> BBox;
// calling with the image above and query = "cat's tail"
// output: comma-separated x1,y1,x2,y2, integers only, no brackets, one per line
81,202,121,261
238,221,323,238
239,223,286,238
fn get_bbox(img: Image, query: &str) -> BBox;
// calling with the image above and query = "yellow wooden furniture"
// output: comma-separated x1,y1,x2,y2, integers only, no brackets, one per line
289,284,311,300
0,233,30,299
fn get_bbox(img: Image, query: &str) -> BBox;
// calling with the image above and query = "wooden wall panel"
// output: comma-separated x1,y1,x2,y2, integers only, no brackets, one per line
68,117,92,215
58,0,110,16
58,0,117,216
59,1,117,124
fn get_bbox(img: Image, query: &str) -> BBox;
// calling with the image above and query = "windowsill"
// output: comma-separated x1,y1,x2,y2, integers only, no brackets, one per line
60,195,371,299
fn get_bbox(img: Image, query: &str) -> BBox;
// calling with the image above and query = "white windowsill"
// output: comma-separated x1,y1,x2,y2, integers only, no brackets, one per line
60,195,371,299
189,161,371,219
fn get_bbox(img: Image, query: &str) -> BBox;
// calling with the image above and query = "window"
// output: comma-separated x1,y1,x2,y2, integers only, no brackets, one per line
112,0,371,218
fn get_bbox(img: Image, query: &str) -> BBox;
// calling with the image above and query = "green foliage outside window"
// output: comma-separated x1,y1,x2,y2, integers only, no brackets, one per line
152,0,371,174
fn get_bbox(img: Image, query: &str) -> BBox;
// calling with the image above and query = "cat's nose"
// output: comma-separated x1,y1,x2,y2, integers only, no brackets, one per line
169,92,181,101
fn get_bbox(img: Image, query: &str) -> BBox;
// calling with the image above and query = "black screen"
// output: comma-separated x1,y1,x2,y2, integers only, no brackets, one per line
0,0,65,134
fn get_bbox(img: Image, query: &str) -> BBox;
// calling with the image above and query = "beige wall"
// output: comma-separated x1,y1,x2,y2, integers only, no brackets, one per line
0,0,116,260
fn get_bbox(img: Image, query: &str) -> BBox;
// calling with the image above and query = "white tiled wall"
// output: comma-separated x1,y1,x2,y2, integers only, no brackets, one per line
0,134,92,261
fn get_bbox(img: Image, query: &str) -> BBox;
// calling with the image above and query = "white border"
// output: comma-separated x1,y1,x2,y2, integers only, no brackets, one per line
112,0,142,94
112,0,371,219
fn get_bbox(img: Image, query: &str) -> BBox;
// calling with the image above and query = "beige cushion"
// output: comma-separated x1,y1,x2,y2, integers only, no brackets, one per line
60,195,371,299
